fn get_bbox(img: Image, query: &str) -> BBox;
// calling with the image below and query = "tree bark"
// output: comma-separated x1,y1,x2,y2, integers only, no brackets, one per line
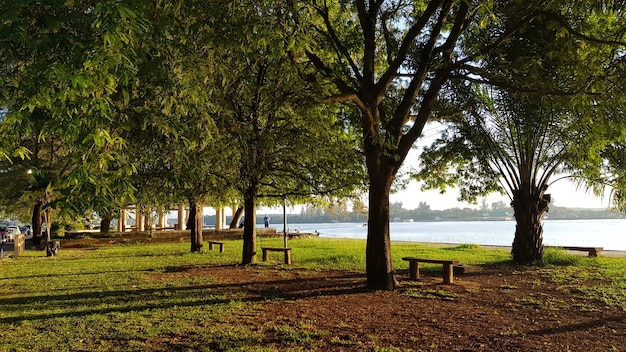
188,198,203,252
230,206,244,228
31,200,43,247
242,186,258,264
100,212,113,233
365,148,398,290
511,186,548,263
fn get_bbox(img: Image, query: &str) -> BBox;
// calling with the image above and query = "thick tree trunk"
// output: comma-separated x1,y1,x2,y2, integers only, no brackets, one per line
31,200,43,247
511,187,549,263
100,212,113,233
188,199,203,252
230,206,244,229
242,187,258,264
365,158,397,290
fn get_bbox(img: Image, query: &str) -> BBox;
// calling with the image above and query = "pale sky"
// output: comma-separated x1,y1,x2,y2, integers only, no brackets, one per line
390,137,612,210
389,178,611,211
203,180,609,216
205,178,610,216
205,123,613,215
387,122,613,211
205,181,610,216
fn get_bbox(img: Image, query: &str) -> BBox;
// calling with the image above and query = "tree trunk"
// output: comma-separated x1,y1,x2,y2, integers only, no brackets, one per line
365,155,397,290
242,186,258,264
31,200,43,247
100,212,113,233
511,187,548,263
230,206,244,229
188,198,203,252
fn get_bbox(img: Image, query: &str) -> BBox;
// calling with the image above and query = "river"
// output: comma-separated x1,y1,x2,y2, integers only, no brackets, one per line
277,219,626,251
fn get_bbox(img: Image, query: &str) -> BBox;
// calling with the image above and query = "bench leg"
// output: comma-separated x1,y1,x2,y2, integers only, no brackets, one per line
262,249,269,261
443,263,453,284
219,243,224,253
588,250,597,257
209,242,214,251
284,250,291,264
409,261,420,280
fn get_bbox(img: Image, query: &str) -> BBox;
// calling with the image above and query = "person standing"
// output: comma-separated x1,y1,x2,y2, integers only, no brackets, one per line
264,215,269,228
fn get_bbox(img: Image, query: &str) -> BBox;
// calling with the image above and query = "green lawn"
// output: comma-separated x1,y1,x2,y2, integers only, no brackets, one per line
0,238,624,351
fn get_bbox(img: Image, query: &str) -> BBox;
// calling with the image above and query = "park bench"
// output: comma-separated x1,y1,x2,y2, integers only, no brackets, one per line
261,247,292,264
208,240,225,253
402,257,460,284
561,246,603,257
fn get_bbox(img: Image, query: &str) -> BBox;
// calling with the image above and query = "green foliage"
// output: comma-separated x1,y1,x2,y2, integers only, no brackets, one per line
207,2,366,206
0,0,153,222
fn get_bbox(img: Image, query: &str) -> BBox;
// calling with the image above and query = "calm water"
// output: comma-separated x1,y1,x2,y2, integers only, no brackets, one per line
280,219,626,251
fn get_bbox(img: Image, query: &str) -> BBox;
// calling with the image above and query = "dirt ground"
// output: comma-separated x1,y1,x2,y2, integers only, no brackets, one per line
182,264,626,351
16,234,626,351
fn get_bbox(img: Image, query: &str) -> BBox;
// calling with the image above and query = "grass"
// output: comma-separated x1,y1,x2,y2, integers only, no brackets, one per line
1,237,625,351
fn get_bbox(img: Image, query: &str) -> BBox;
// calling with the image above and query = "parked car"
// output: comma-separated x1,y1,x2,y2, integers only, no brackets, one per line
7,226,21,240
20,225,33,240
3,226,20,242
0,224,7,243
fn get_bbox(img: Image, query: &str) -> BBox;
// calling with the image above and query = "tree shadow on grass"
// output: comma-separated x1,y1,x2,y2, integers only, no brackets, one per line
0,266,368,324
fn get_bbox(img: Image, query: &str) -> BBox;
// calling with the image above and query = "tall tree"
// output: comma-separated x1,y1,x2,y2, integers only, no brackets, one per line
418,91,610,263
298,0,626,288
415,6,626,264
209,1,365,264
0,1,151,237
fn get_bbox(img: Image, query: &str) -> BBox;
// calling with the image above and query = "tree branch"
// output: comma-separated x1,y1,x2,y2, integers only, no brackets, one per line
546,11,626,46
314,2,363,82
374,0,444,98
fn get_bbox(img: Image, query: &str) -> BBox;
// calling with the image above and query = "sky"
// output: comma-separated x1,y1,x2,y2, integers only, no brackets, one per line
208,180,610,216
389,177,611,211
207,176,611,216
386,123,613,211
388,136,612,210
205,123,614,215
204,176,611,216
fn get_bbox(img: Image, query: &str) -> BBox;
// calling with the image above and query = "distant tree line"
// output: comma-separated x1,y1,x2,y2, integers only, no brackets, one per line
216,202,623,225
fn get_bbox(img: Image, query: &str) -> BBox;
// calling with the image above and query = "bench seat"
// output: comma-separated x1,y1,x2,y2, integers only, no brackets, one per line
261,247,292,264
402,257,460,284
208,240,224,253
561,246,603,257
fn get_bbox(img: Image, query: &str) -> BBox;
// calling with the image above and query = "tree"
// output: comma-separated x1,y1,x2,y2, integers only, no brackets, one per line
0,105,71,247
207,1,365,264
415,7,626,264
0,1,151,238
419,92,571,262
298,0,626,287
220,53,364,264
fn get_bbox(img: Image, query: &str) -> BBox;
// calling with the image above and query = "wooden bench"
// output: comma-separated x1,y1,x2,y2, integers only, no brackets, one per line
208,241,224,253
561,246,603,257
402,257,460,284
261,247,292,264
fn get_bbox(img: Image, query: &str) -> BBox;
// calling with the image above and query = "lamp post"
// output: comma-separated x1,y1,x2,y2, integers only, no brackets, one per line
283,197,288,248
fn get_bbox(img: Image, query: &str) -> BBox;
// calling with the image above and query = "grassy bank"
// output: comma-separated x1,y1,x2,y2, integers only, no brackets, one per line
1,238,624,351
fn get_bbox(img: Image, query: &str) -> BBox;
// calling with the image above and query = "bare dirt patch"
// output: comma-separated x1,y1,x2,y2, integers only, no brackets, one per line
180,265,625,351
